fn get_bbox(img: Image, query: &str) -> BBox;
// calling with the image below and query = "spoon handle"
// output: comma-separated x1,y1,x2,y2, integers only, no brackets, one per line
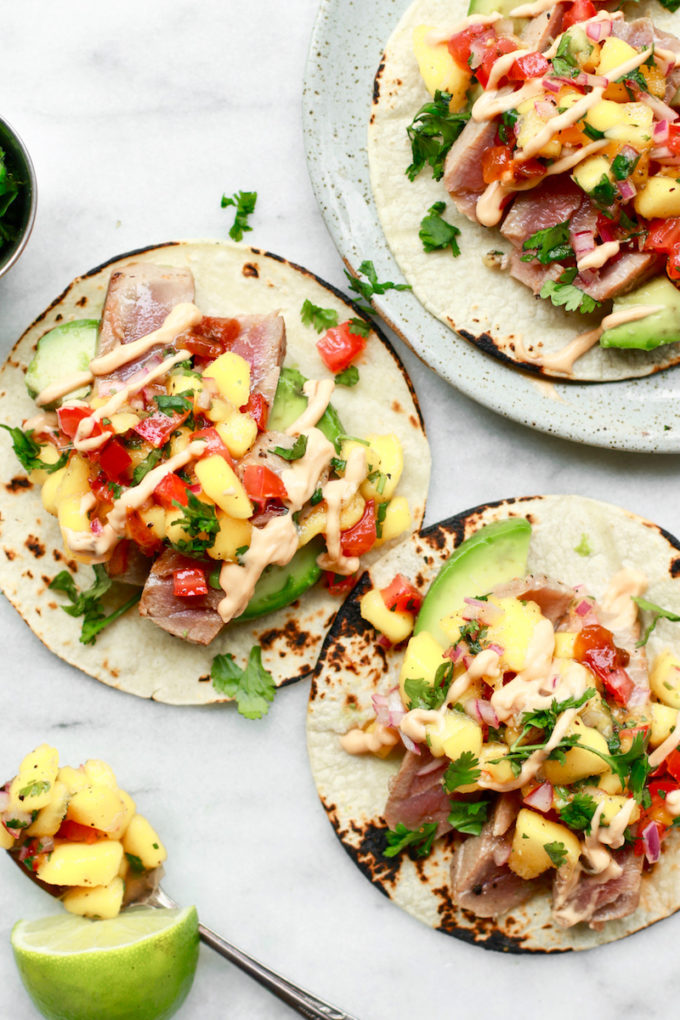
198,922,358,1020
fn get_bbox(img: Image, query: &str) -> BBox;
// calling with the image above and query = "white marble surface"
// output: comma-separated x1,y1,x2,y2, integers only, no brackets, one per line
2,2,680,1018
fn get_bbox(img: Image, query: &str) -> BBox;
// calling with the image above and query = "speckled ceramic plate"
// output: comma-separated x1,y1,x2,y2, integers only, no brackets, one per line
302,0,680,452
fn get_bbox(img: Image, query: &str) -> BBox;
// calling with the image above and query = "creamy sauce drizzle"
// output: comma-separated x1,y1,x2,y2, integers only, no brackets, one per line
217,515,299,621
479,707,579,792
600,568,648,633
648,722,680,769
577,240,621,274
426,13,501,46
340,724,400,755
287,380,335,435
317,446,368,576
509,0,561,17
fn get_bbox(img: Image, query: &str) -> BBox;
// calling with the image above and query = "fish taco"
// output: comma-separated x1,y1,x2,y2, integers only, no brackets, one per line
368,0,680,380
307,494,680,951
0,241,430,706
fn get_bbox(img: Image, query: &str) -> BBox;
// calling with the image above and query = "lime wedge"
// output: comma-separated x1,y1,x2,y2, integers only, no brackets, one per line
11,905,199,1020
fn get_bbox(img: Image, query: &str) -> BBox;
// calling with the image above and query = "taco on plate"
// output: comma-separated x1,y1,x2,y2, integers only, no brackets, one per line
307,495,680,951
0,241,430,706
369,0,680,380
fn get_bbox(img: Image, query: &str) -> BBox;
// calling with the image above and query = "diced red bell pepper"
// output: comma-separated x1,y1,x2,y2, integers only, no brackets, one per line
482,145,513,184
508,51,549,82
57,819,108,844
242,464,289,506
645,218,680,254
57,406,113,444
125,511,163,554
340,499,377,557
562,0,597,30
512,157,545,182
317,321,366,374
240,391,270,432
190,427,233,463
574,624,634,706
134,410,189,449
324,571,360,596
380,573,423,614
179,316,241,361
90,471,115,502
476,37,518,89
667,241,680,282
447,24,495,70
154,472,190,511
173,564,208,597
97,438,132,483
667,124,680,156
667,749,680,784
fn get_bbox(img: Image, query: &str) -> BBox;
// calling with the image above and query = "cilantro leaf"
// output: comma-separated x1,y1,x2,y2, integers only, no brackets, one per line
376,500,388,539
220,189,257,242
300,299,339,333
589,173,617,212
544,841,568,868
574,533,592,557
154,394,192,417
211,645,276,719
383,821,438,858
540,278,601,315
344,260,411,306
404,661,454,711
406,90,470,182
79,591,142,645
443,751,481,793
556,790,598,831
419,201,461,256
582,122,606,141
49,565,141,645
521,221,573,266
456,621,488,656
125,852,145,874
348,316,370,338
270,435,308,461
518,689,596,740
632,596,680,647
551,35,579,78
170,492,219,555
132,447,163,485
658,0,680,10
447,799,490,835
583,732,650,802
334,365,360,387
0,424,68,474
18,780,51,800
612,150,640,181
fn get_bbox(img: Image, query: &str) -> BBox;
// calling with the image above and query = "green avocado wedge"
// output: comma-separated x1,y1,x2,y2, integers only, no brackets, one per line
269,366,344,448
25,320,99,406
414,517,532,648
238,539,324,621
600,277,680,351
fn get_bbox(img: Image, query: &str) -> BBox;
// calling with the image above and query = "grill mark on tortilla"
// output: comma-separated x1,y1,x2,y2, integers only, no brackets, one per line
373,58,386,104
76,296,87,307
24,535,45,558
6,476,32,492
242,262,259,278
4,548,16,560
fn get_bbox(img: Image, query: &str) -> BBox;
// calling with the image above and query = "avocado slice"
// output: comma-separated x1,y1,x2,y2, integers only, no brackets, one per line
414,517,532,648
599,277,680,351
237,539,324,621
269,366,344,447
25,320,99,406
466,0,519,16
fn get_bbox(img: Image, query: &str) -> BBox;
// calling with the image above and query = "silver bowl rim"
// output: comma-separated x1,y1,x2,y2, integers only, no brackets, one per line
0,115,37,279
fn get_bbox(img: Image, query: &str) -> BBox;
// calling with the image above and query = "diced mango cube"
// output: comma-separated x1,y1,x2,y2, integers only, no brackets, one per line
573,155,613,195
203,352,250,407
650,649,680,709
542,718,610,784
596,37,638,76
398,631,448,706
597,794,640,827
58,766,89,795
41,466,67,516
26,780,69,837
358,434,404,502
10,745,59,811
62,877,125,919
37,840,124,887
108,790,137,841
137,504,166,542
360,588,414,644
509,809,581,879
168,427,193,457
427,710,483,765
374,497,412,546
122,814,167,870
67,785,127,834
480,743,516,786
650,702,679,748
635,176,680,219
215,412,257,458
413,24,471,110
195,455,253,518
207,513,252,562
109,412,139,435
554,632,576,659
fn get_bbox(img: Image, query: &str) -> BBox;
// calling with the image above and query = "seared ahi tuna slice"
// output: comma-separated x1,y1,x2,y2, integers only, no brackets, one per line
181,314,286,407
581,252,664,303
519,2,565,53
95,263,195,389
384,749,452,838
552,847,642,929
139,548,223,645
491,574,574,625
443,120,498,222
451,796,537,917
500,178,583,248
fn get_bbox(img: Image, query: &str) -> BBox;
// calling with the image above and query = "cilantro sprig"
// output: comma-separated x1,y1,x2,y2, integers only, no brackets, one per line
419,201,461,256
544,841,568,868
154,394,193,417
521,221,573,266
221,189,257,242
403,661,454,711
49,564,142,645
271,435,308,461
443,751,481,793
540,273,601,315
384,822,438,858
211,645,276,719
447,799,490,835
406,90,470,182
344,260,411,312
632,596,680,647
334,365,360,387
0,424,68,475
300,300,339,333
170,493,219,556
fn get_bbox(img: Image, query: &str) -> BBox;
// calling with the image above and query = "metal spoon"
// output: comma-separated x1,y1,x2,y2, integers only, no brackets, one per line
9,854,358,1020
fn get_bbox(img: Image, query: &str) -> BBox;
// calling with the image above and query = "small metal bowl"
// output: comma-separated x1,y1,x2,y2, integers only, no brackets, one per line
0,117,37,279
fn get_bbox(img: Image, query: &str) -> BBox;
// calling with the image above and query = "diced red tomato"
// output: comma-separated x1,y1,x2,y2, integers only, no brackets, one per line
179,316,241,361
340,499,377,557
482,145,513,184
190,427,233,462
57,406,113,445
508,51,549,82
97,438,132,483
562,0,597,29
242,465,289,506
667,241,680,282
90,471,115,502
634,778,679,855
317,321,366,374
644,218,680,255
240,392,270,432
134,410,189,449
618,724,649,752
667,749,680,784
324,571,361,596
667,124,680,156
380,574,423,614
476,37,518,89
57,820,107,844
125,510,163,554
154,472,190,511
447,24,495,70
173,564,208,597
573,624,634,706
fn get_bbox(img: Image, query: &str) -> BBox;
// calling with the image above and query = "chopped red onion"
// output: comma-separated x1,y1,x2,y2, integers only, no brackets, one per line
416,757,445,777
598,221,617,244
488,642,504,656
650,145,672,160
0,791,10,812
534,99,554,118
400,731,420,754
195,388,212,411
642,822,661,864
466,698,500,728
372,688,405,728
90,518,103,535
573,71,607,88
654,120,670,144
572,230,595,257
640,93,679,123
575,599,592,617
617,178,636,201
493,842,512,866
524,782,553,813
542,77,561,94
586,20,611,41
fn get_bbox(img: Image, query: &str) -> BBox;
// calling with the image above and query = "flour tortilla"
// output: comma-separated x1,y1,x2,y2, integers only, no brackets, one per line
368,0,680,382
307,494,680,951
0,241,430,706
